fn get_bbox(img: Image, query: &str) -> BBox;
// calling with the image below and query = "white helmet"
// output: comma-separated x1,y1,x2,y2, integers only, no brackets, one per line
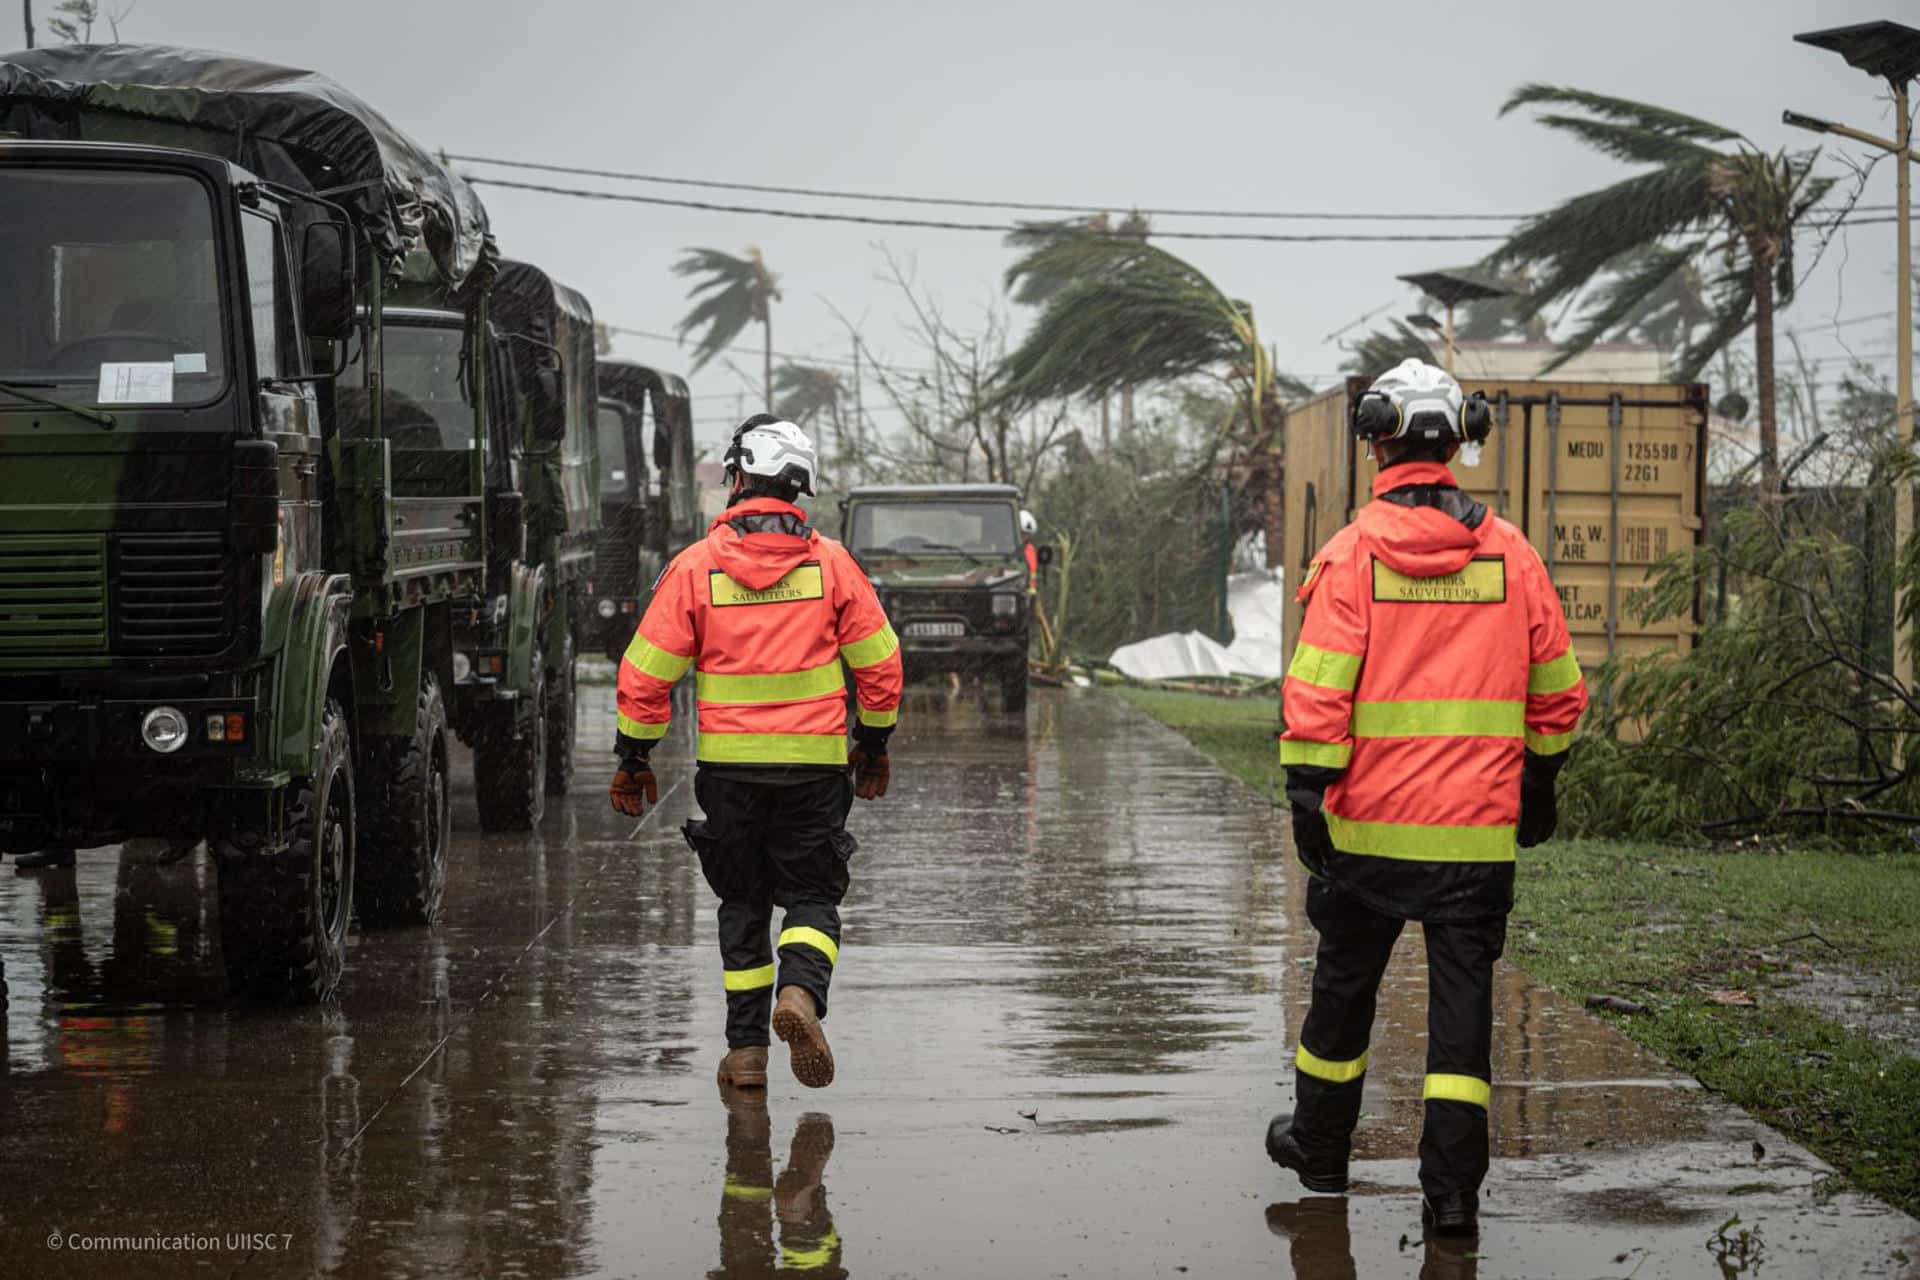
1019,509,1038,536
723,415,818,496
1353,358,1488,444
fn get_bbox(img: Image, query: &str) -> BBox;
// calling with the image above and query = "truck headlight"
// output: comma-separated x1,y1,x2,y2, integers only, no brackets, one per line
991,593,1020,616
453,652,473,683
141,706,190,754
596,598,618,620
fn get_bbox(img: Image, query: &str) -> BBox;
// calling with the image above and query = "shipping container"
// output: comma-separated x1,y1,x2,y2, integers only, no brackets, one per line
1281,376,1709,675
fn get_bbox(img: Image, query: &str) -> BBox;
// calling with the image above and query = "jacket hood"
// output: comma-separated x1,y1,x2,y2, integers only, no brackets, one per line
706,498,819,590
1357,462,1485,578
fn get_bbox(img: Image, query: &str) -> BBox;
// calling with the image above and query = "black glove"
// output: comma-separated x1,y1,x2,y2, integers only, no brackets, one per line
1516,749,1566,848
1285,765,1341,868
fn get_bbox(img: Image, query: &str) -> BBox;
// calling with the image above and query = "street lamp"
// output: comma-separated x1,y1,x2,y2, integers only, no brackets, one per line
1398,269,1510,375
1788,20,1920,689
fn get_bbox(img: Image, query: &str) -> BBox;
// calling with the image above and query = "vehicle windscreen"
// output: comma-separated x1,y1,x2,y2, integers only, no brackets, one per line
597,405,636,497
368,323,477,450
0,168,228,411
850,501,1019,556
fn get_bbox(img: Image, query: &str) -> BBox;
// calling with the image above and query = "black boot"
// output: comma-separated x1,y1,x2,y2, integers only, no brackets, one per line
14,846,75,872
1421,1191,1478,1237
1265,1113,1349,1193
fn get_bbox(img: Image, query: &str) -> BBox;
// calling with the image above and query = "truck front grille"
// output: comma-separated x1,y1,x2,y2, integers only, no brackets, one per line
112,533,230,657
0,535,109,655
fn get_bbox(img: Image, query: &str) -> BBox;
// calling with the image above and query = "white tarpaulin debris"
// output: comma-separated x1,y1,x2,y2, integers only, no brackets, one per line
1107,568,1286,682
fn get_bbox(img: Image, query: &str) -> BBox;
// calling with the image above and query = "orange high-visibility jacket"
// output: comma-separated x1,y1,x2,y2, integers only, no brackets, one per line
1281,462,1587,865
617,498,903,766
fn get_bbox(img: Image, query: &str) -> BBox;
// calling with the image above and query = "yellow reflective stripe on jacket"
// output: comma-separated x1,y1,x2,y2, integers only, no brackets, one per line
724,1175,773,1201
840,621,899,669
1296,1044,1369,1083
1280,739,1353,769
723,963,776,992
697,660,846,705
1323,812,1516,862
1287,641,1363,692
1424,1073,1491,1108
778,926,840,965
698,732,848,765
1350,699,1523,739
1527,648,1582,696
1526,728,1574,755
616,712,669,741
623,634,693,683
781,1229,841,1270
856,705,898,728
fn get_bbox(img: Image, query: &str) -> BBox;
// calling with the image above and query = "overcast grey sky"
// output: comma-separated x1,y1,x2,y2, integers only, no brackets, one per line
49,0,1914,444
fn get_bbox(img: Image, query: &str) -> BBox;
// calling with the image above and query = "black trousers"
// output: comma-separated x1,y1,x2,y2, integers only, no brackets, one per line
686,769,855,1049
1292,876,1507,1200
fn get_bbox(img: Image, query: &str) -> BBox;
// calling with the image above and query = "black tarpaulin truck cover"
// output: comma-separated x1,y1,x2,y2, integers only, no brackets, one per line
0,42,494,289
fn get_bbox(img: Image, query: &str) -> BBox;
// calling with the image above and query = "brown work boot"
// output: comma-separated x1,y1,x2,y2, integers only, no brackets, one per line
717,1046,768,1089
771,986,835,1088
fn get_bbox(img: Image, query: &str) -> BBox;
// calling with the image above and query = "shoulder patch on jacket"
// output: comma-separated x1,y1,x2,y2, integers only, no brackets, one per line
709,563,825,607
1371,556,1506,604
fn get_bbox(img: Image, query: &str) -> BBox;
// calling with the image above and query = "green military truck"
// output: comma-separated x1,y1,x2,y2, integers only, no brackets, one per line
585,360,696,661
0,45,499,1001
841,483,1035,711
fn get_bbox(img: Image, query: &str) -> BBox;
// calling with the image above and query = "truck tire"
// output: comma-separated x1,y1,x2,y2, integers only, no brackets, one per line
474,655,548,831
1002,658,1029,714
217,697,355,1003
354,672,450,926
545,650,577,796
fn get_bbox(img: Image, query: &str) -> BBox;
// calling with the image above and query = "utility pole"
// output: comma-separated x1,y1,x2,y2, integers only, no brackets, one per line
1787,20,1920,688
23,0,34,47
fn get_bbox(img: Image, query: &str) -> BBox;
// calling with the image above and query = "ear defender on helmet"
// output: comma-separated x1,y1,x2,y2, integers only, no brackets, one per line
1460,391,1492,444
1351,390,1400,440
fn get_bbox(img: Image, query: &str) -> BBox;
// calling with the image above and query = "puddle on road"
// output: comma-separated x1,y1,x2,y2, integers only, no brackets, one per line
2,687,1916,1278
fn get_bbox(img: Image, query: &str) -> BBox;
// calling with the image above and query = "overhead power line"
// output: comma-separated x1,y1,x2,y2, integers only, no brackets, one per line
468,177,1511,243
451,152,1904,224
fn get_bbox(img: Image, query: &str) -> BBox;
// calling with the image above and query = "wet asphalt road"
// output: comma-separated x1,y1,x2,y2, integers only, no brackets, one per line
2,686,1917,1279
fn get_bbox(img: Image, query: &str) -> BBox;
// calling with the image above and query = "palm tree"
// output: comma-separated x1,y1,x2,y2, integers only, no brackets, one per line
773,362,848,455
674,246,782,410
1491,86,1832,495
993,224,1290,566
1343,321,1439,379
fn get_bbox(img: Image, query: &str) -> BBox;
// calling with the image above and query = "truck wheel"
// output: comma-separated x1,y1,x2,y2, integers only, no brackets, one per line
355,673,450,926
545,651,577,796
474,656,548,831
1002,658,1029,714
217,697,355,1003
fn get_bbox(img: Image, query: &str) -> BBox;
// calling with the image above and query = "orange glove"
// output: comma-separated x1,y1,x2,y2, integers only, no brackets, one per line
848,747,890,800
609,763,658,817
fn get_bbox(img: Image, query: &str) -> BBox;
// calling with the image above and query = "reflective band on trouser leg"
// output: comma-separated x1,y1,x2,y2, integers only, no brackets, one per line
616,711,669,741
1287,641,1362,692
1280,738,1352,769
623,634,693,683
1296,1044,1368,1083
724,963,776,992
782,1229,841,1271
778,927,839,966
840,622,899,669
723,1176,772,1201
1423,1073,1491,1108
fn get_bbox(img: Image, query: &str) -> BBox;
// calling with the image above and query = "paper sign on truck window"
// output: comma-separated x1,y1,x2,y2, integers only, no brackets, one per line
97,362,175,404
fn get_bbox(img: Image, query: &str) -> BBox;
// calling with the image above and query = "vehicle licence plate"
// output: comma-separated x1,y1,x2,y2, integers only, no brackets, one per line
904,621,965,638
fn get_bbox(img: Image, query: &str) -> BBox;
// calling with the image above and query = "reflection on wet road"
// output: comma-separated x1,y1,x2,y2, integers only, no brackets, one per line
2,688,1916,1277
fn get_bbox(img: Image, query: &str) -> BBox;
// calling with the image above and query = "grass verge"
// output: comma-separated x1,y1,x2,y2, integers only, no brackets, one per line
1114,685,1920,1216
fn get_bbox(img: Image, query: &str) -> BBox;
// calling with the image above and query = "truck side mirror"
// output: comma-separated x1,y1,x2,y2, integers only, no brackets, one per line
1036,545,1055,567
300,220,355,342
511,336,568,444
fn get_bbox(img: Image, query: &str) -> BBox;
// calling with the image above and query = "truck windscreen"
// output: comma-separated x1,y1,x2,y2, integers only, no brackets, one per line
0,168,228,411
370,324,478,450
851,502,1019,557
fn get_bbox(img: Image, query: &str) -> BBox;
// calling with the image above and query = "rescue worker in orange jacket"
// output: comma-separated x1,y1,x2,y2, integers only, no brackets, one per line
1267,360,1587,1237
1020,509,1040,597
609,414,903,1092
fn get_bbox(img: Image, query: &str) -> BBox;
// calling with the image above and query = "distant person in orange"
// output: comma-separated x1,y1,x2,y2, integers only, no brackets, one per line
1019,509,1040,597
610,415,902,1093
1268,360,1587,1237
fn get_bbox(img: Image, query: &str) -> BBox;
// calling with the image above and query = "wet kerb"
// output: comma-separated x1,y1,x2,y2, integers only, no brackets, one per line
1,689,1915,1277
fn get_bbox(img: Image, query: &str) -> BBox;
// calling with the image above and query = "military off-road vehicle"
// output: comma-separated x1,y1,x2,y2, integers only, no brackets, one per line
584,360,696,661
0,45,500,1001
841,483,1036,711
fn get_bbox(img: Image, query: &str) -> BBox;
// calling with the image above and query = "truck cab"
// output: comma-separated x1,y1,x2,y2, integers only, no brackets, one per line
841,483,1032,711
586,361,694,660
